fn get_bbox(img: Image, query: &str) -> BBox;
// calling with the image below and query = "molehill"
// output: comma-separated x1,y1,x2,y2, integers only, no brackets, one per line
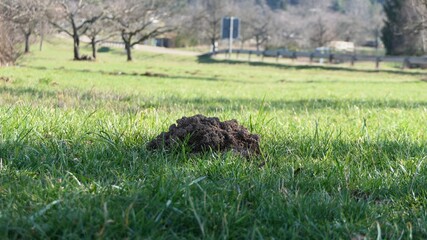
148,114,261,157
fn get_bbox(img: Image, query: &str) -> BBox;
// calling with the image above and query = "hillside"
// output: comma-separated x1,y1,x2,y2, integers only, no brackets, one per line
264,0,384,11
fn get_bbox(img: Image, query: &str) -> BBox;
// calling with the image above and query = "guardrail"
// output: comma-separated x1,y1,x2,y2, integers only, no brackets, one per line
101,41,125,47
212,49,427,70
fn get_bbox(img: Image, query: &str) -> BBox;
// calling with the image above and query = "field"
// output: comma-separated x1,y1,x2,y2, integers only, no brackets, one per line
1,41,427,239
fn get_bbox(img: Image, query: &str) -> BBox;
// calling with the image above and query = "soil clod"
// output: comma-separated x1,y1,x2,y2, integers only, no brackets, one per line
142,71,169,78
148,114,261,157
0,76,11,83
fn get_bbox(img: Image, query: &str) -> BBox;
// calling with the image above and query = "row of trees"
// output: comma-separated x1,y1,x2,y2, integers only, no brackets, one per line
1,0,178,62
0,0,385,63
2,0,426,64
179,0,384,52
51,0,178,61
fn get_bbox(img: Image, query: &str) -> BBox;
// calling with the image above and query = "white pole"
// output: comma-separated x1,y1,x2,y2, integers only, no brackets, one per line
229,17,233,57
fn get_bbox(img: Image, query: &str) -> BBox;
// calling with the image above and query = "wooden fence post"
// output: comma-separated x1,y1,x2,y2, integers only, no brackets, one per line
401,58,410,70
236,50,240,59
329,54,335,64
248,51,252,62
351,56,356,67
375,57,381,70
276,51,280,63
310,53,314,64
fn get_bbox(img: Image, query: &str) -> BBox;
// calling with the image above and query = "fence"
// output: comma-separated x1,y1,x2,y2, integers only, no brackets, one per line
101,41,125,48
212,49,427,70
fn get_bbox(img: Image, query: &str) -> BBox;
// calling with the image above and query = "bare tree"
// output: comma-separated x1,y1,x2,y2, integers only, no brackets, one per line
0,21,21,66
0,15,23,65
0,0,51,53
309,16,334,48
234,1,273,51
84,18,115,59
234,19,253,50
339,0,384,47
171,5,203,48
365,3,384,49
260,3,334,50
48,0,104,60
107,0,175,61
193,0,229,53
38,17,51,51
250,4,274,51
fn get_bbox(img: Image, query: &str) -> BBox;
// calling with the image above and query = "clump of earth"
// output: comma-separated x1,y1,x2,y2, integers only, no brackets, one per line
148,114,261,157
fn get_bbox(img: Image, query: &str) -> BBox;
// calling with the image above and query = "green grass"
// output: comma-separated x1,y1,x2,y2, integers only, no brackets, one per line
1,40,427,239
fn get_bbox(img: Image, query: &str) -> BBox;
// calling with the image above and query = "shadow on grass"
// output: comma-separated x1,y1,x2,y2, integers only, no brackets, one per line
0,85,57,98
175,97,427,112
19,63,427,85
20,65,223,82
134,95,427,111
198,55,427,77
2,85,427,111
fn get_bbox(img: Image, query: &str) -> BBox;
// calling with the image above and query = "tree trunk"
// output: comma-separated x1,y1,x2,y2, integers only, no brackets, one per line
211,39,216,54
125,42,132,61
91,38,97,59
73,34,80,60
24,32,31,53
122,32,133,61
39,33,44,51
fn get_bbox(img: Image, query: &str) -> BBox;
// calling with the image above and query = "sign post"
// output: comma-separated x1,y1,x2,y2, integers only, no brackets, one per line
222,17,240,57
229,17,234,55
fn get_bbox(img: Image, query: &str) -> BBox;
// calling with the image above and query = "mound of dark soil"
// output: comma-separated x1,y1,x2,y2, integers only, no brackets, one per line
148,114,261,157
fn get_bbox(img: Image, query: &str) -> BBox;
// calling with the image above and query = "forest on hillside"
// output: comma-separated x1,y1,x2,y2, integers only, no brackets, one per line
264,0,384,11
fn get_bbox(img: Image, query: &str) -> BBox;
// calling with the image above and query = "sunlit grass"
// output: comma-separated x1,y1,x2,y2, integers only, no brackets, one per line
0,40,427,239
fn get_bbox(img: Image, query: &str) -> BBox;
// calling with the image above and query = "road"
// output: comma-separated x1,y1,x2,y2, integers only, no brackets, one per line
132,45,200,57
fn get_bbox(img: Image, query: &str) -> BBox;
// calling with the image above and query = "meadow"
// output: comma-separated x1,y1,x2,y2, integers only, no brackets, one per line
0,41,427,239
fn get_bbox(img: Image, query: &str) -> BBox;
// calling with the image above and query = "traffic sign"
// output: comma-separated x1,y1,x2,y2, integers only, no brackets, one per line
222,17,240,39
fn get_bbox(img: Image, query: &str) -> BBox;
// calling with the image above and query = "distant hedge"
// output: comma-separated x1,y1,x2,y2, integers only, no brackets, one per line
97,47,111,53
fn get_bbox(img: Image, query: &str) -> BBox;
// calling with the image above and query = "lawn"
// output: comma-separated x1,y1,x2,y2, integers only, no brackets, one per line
1,41,427,239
